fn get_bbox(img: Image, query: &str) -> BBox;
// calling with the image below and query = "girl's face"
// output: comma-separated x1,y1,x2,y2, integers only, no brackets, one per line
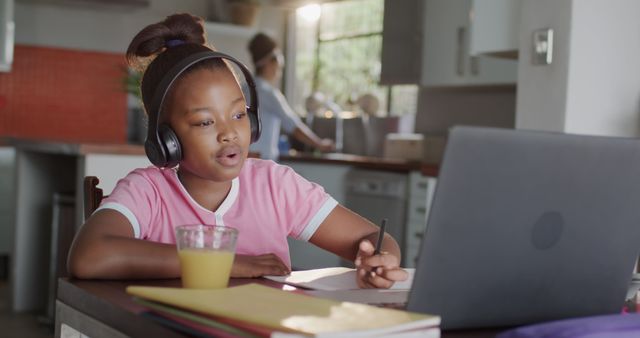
165,67,251,182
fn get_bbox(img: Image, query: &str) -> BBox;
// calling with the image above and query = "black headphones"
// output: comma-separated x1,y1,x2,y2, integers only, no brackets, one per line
144,51,261,168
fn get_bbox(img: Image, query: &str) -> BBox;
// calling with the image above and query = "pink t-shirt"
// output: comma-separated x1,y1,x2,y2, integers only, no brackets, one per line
96,159,338,267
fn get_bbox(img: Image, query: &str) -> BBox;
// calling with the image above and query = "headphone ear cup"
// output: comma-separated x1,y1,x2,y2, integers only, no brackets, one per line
158,124,182,168
144,139,166,168
249,107,261,143
145,111,168,167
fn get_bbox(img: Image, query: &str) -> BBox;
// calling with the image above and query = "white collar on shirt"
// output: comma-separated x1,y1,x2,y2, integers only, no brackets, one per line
173,171,240,226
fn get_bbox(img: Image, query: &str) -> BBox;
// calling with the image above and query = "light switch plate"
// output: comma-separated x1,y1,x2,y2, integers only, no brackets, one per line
532,28,553,65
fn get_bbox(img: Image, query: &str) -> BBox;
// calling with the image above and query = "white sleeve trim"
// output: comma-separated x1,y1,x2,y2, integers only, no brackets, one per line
297,197,339,242
95,202,141,239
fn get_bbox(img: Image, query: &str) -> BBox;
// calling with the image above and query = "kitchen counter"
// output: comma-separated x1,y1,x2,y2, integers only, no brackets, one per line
7,137,151,313
3,137,440,176
3,137,146,156
280,152,439,177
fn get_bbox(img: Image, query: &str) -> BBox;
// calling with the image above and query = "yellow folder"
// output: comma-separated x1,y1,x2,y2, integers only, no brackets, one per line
127,283,439,336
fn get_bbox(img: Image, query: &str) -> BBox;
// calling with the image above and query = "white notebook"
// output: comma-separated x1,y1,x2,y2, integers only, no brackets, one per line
264,267,414,291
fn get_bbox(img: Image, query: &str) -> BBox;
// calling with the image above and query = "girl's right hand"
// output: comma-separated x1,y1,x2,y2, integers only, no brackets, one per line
354,239,408,289
231,253,290,278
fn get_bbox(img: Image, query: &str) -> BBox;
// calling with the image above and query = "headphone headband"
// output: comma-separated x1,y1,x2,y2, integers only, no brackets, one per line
144,50,261,167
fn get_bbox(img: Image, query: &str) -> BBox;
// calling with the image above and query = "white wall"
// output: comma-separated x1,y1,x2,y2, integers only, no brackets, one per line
516,0,640,137
14,0,286,56
515,0,572,132
564,0,640,137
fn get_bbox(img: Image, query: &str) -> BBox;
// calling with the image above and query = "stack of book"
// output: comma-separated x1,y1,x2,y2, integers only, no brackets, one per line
127,283,440,338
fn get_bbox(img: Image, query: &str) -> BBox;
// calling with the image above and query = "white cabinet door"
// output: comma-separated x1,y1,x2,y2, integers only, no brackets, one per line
469,0,521,58
421,0,517,86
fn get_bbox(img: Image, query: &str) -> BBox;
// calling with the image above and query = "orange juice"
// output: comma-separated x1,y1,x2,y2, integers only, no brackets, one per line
178,249,235,289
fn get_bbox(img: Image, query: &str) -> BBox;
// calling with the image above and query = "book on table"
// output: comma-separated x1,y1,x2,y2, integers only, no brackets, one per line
137,298,268,338
263,267,415,291
264,267,414,306
138,298,440,338
127,283,439,337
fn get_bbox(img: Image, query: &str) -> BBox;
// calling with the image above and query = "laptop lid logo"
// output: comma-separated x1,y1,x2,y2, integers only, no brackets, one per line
531,211,564,250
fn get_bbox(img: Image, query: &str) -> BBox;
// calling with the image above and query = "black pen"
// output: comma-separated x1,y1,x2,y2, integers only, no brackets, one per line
374,218,387,255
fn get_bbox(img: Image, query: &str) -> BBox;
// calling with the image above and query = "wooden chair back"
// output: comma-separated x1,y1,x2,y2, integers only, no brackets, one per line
83,176,105,220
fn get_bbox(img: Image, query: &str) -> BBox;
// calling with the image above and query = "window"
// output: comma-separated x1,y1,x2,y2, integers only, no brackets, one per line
288,0,417,118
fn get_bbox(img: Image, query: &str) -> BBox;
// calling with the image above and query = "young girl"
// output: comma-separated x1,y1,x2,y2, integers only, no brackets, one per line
67,13,407,289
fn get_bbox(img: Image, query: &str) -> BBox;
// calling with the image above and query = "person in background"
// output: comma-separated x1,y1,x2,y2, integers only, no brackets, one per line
248,32,334,160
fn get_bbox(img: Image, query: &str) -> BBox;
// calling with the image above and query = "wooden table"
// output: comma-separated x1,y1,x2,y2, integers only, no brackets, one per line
55,277,506,338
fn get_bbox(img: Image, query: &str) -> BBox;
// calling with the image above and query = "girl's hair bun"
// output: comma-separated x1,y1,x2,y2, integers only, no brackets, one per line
126,13,207,70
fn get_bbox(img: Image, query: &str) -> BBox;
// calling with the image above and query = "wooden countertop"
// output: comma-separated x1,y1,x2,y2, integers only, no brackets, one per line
280,152,439,176
2,137,146,156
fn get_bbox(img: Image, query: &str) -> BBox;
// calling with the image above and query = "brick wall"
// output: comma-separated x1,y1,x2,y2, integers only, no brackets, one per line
0,45,127,143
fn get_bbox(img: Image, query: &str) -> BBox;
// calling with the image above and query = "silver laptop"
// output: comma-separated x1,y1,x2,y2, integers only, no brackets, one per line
407,126,640,330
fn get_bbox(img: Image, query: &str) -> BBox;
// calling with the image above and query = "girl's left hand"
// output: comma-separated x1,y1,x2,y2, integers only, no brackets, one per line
354,239,408,289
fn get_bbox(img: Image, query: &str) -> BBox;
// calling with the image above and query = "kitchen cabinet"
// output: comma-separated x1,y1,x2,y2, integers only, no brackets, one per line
9,139,149,312
469,0,521,58
379,0,424,85
380,0,517,87
281,154,439,269
279,160,352,269
421,0,517,86
344,169,408,263
404,172,437,268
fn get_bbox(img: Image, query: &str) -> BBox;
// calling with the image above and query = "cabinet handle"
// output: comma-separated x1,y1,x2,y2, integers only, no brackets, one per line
415,232,424,238
417,182,428,189
415,206,427,214
470,55,479,75
456,26,466,76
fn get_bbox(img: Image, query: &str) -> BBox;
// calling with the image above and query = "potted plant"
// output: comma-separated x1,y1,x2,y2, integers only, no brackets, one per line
227,0,261,26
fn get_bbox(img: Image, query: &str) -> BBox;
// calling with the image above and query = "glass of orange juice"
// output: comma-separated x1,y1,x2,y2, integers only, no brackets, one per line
175,224,239,289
